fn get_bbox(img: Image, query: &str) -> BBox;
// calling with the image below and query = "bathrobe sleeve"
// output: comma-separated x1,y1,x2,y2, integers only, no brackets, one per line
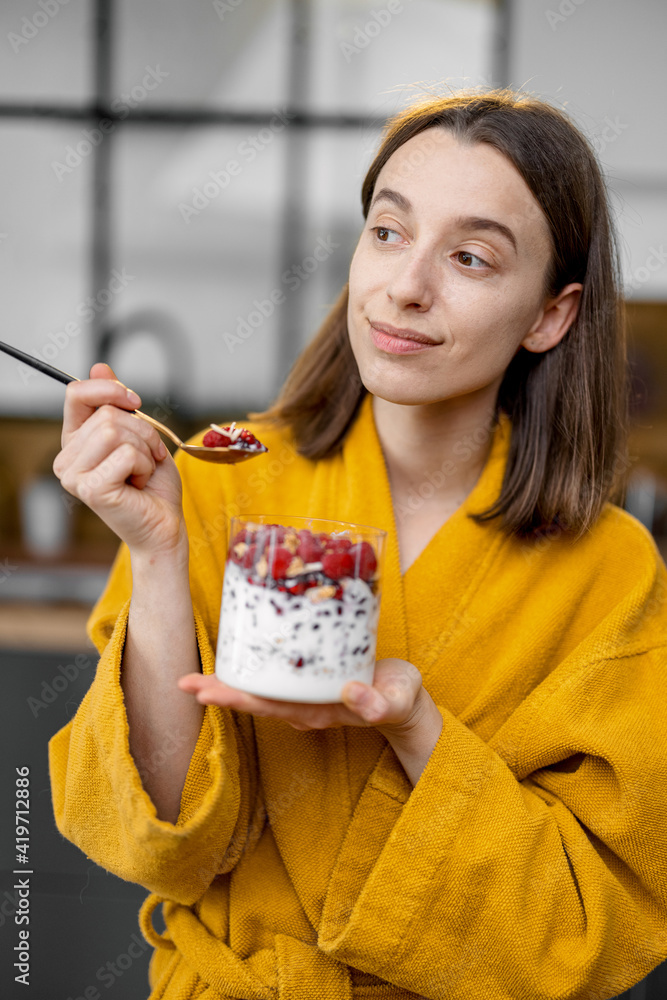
318,548,667,999
48,454,262,906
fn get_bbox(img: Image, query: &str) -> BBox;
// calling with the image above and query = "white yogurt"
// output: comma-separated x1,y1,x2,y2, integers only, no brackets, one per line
216,560,380,701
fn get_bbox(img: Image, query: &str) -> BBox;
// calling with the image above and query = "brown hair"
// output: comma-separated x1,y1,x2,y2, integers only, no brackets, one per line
255,90,628,538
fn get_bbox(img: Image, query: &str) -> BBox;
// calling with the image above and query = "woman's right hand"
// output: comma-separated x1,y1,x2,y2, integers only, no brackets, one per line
53,363,186,558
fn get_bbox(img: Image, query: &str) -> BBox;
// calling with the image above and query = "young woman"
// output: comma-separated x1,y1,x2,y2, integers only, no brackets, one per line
49,91,667,999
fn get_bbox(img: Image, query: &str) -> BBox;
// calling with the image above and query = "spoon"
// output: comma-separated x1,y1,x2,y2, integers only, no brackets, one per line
0,339,267,465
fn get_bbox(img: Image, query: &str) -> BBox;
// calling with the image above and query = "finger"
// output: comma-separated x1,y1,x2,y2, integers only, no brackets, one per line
55,418,162,496
184,679,282,718
74,441,158,504
178,674,358,729
79,403,167,463
374,658,422,703
90,361,143,399
178,675,254,709
179,674,218,693
56,404,167,482
90,362,120,382
62,367,142,442
341,682,390,724
342,659,422,726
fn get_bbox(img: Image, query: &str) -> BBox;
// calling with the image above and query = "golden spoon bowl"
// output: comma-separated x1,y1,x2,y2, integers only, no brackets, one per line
0,339,267,465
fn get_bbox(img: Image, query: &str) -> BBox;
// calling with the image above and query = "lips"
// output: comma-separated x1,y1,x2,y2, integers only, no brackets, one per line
369,321,440,355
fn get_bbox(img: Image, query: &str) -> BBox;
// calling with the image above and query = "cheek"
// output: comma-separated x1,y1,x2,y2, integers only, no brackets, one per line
348,238,384,303
347,250,373,337
348,247,366,303
466,285,542,354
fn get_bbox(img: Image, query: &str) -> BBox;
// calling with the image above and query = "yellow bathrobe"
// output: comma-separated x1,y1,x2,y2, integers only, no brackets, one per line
49,394,667,1000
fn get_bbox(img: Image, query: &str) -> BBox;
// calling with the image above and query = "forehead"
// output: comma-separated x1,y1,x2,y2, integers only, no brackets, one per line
375,128,551,248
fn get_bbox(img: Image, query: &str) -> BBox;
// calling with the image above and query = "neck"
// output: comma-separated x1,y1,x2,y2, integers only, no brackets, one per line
372,388,499,514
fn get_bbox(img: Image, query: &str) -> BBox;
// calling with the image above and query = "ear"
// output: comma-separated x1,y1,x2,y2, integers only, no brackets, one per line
521,282,583,354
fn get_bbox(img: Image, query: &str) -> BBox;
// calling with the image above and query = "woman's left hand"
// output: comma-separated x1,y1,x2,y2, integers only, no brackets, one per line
179,657,428,739
180,658,444,785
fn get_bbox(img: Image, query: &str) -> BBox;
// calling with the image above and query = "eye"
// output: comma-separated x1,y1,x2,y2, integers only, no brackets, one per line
455,250,489,268
372,226,402,244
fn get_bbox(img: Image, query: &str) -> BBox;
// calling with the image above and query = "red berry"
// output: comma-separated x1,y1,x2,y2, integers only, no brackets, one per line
234,428,266,451
296,530,323,563
230,538,247,565
322,551,354,580
349,541,377,581
241,544,257,570
268,546,294,579
232,528,253,547
325,537,353,553
203,428,231,447
287,581,306,596
266,524,288,543
204,425,266,451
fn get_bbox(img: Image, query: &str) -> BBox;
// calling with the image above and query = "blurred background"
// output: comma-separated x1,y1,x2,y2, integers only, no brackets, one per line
0,1,665,997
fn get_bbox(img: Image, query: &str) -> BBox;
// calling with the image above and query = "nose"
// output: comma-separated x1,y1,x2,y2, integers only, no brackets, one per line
385,245,436,311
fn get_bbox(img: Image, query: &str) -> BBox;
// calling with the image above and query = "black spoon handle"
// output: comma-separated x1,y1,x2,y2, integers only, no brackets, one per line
0,339,79,385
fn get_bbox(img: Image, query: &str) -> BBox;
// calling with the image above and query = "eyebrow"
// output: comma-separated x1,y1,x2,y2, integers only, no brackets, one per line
369,187,411,213
454,215,518,255
369,187,518,255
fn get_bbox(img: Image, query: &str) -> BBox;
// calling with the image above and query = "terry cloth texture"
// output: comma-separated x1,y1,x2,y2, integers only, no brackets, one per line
49,394,667,999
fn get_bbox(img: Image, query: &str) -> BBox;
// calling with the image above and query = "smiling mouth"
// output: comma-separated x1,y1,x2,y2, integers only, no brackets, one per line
369,321,441,354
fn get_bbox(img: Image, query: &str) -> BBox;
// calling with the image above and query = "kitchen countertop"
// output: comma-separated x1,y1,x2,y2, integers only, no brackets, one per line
0,562,110,651
0,601,93,651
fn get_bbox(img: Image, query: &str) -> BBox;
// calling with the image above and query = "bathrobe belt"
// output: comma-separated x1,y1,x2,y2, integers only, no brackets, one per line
140,892,355,999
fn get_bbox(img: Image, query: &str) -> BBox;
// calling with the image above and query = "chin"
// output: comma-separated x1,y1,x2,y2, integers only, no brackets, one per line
358,365,442,406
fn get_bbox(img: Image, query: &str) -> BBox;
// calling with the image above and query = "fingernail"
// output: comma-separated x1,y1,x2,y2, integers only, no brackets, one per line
158,441,168,459
127,389,141,407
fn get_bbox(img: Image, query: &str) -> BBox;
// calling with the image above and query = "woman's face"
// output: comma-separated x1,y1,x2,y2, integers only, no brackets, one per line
347,128,556,406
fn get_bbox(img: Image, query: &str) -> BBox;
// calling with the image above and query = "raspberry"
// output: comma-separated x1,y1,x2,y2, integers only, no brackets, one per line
322,551,354,580
203,425,267,452
232,529,253,548
296,530,323,563
253,525,284,558
349,541,377,581
325,537,353,553
266,525,288,544
267,546,294,579
203,428,231,447
232,428,266,451
241,544,257,570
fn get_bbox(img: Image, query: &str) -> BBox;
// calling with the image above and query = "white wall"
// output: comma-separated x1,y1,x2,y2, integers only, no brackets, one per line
509,0,667,300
